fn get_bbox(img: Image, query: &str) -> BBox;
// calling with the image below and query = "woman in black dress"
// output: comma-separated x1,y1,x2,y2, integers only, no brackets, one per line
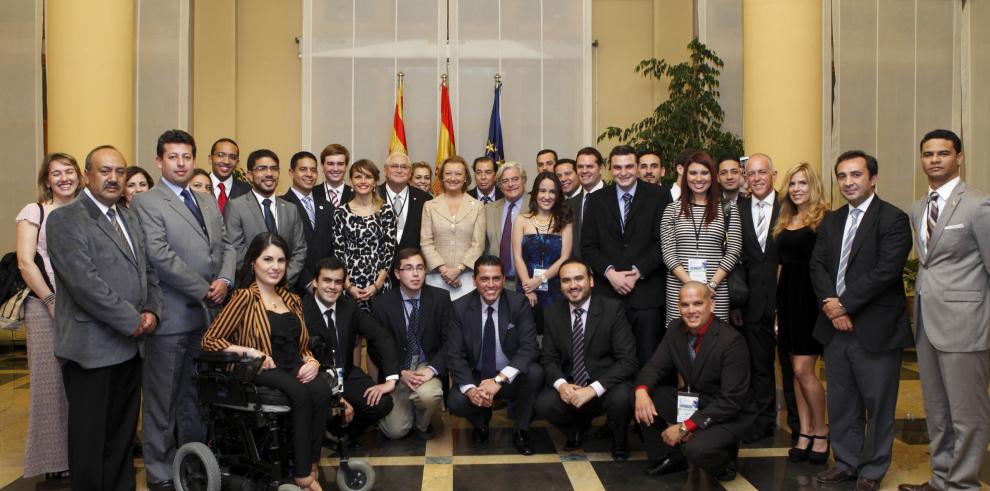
774,162,830,464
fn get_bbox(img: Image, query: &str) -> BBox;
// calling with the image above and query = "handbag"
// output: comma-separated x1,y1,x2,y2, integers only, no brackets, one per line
0,204,48,330
722,204,749,308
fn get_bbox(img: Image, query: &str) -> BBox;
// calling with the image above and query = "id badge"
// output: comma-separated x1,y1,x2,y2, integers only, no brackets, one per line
332,367,345,395
687,258,708,283
533,268,549,292
676,391,700,423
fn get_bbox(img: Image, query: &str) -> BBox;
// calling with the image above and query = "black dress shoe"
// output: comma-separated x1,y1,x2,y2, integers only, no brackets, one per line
715,460,737,482
415,424,436,441
472,425,490,443
611,444,629,462
148,480,176,491
816,467,855,484
513,430,535,455
563,430,583,451
645,452,688,476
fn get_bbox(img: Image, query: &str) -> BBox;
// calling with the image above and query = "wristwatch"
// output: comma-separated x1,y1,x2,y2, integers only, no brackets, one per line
678,422,688,437
707,280,718,291
494,374,507,385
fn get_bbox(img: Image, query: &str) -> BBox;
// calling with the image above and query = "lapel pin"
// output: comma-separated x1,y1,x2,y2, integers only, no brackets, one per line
951,200,958,207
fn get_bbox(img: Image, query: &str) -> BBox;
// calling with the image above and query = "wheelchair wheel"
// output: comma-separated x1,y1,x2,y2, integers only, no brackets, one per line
276,485,302,491
336,459,375,491
173,442,221,491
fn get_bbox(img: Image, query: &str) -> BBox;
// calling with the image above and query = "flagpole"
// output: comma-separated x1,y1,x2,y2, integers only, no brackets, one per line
495,73,501,88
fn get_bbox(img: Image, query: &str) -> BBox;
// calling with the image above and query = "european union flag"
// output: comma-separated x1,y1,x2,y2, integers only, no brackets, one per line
485,81,505,165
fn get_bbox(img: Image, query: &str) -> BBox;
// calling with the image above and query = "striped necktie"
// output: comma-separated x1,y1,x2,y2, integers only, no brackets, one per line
570,307,590,386
756,201,768,252
926,191,939,253
836,208,863,296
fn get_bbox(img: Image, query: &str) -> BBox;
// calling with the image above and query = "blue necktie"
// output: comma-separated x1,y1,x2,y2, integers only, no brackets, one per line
404,299,422,369
480,306,497,379
262,198,277,233
688,333,699,362
180,188,207,235
621,192,632,233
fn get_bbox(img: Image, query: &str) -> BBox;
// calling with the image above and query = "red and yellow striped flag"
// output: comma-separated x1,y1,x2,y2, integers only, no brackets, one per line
433,77,456,195
389,76,408,155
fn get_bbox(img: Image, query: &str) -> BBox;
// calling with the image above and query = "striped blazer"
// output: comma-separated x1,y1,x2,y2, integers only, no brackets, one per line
202,282,314,362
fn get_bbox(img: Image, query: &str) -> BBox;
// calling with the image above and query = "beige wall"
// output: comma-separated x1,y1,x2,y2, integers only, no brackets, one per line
192,0,237,163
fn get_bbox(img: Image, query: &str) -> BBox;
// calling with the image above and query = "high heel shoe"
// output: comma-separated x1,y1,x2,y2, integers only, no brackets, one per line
788,433,813,463
808,435,830,465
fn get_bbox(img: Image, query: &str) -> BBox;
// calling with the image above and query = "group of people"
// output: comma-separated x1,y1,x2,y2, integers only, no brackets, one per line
14,127,988,491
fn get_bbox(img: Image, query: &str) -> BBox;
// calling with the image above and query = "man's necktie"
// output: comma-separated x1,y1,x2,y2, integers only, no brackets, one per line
302,195,316,229
756,201,768,252
217,182,228,213
926,191,939,253
481,306,497,380
688,333,699,362
621,192,632,233
329,188,340,208
180,188,208,235
500,202,515,275
836,208,863,296
481,196,492,205
106,208,134,259
404,299,421,369
393,193,406,232
570,308,590,386
325,309,341,367
261,198,277,233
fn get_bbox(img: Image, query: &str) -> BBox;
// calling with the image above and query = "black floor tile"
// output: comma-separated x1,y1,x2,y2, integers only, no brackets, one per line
1,475,71,491
737,456,827,491
452,427,556,456
575,426,644,454
893,418,930,445
741,427,794,449
319,463,421,491
592,460,724,490
344,430,427,458
454,463,572,491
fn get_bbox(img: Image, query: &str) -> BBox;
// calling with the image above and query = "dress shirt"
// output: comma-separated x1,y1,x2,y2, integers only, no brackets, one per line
324,182,346,204
615,181,638,213
551,297,605,397
566,188,583,199
252,190,279,231
84,188,135,255
400,289,437,375
840,192,876,261
750,190,776,246
290,187,316,225
211,173,234,201
501,197,523,277
459,294,519,393
579,180,605,216
670,183,681,202
920,176,960,251
477,188,497,203
315,296,399,382
385,184,410,242
681,315,714,432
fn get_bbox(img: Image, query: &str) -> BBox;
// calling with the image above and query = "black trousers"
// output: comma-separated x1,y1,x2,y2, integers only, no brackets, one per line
254,368,332,478
638,386,739,474
535,381,632,445
447,363,544,431
341,367,395,438
741,320,777,435
62,355,142,491
625,305,664,365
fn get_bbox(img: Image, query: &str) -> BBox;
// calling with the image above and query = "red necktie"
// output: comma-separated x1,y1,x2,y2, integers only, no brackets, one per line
217,182,227,213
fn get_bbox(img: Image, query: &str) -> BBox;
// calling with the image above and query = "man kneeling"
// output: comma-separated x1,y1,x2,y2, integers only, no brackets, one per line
634,282,756,481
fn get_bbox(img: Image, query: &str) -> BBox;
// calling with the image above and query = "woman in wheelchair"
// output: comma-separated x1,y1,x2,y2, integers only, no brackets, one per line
202,233,328,491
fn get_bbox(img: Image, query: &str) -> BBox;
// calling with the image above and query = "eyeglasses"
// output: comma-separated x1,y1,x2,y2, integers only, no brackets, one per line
398,265,426,272
213,152,239,161
253,165,280,173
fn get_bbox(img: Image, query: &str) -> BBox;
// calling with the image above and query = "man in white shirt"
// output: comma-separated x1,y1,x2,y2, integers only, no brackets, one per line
468,156,502,203
565,147,606,259
554,159,581,199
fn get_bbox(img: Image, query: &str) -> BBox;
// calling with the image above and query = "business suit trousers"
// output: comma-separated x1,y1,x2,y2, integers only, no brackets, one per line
741,320,777,436
823,330,901,481
254,368,332,478
341,367,395,438
62,355,141,491
141,329,207,483
916,305,990,490
638,386,738,474
447,363,544,431
535,381,632,445
625,304,664,365
378,362,444,439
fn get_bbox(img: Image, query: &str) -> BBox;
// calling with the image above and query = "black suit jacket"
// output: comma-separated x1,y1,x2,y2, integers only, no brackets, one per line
581,181,671,308
564,192,584,259
809,196,913,352
302,294,399,378
468,186,503,202
281,190,336,290
226,178,252,201
376,183,433,252
446,289,538,387
313,183,354,209
370,285,452,375
635,318,757,437
540,295,638,390
737,196,781,324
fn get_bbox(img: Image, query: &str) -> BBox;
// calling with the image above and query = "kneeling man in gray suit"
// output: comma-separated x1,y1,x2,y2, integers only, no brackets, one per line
48,145,162,491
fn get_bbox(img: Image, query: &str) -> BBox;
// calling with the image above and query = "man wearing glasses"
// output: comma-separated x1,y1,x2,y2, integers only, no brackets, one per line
484,162,527,291
208,138,250,213
378,152,433,254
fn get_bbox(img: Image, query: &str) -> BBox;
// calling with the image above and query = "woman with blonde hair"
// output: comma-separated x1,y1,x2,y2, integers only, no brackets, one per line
773,162,831,465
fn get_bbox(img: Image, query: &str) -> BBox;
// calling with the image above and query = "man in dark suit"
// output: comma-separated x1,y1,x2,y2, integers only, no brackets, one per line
131,130,237,488
446,255,543,455
564,147,607,259
47,145,163,491
554,159,581,199
282,150,334,290
637,149,664,186
468,156,502,203
810,151,912,490
378,152,433,253
313,143,354,208
534,259,638,461
582,145,672,364
371,248,451,440
208,137,251,213
303,257,399,440
633,282,755,482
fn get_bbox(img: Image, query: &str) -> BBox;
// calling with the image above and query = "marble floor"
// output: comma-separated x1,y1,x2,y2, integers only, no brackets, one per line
0,346,983,490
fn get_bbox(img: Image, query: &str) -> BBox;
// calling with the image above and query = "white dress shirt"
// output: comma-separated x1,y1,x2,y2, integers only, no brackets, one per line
252,190,279,231
84,188,135,255
315,296,399,381
385,184,410,242
920,176,960,251
551,297,605,397
750,190,776,248
459,294,519,393
211,173,234,202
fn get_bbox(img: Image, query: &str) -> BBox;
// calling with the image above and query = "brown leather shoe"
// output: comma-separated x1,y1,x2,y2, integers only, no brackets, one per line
897,483,939,491
856,477,880,491
816,467,855,484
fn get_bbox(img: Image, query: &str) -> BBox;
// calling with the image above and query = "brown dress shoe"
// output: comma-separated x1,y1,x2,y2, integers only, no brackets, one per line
817,467,855,484
856,477,880,491
897,483,939,491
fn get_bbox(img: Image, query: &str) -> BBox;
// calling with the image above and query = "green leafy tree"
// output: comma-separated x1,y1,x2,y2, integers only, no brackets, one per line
598,39,744,184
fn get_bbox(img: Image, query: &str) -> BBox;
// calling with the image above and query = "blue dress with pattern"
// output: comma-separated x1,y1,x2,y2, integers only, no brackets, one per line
517,233,564,307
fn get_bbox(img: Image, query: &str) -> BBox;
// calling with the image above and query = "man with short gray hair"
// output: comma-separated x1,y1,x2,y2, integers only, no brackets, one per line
484,162,527,291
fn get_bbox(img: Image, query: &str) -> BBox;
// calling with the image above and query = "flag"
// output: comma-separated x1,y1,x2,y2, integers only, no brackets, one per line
484,80,505,165
433,77,456,195
389,76,408,155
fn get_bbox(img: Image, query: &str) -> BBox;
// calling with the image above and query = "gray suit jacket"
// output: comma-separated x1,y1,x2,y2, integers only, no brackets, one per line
483,198,510,258
47,193,163,369
911,181,990,352
224,191,308,287
131,181,235,335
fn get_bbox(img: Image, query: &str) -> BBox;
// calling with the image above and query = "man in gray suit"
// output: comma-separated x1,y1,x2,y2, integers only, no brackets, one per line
899,130,990,491
131,129,236,488
224,148,308,287
483,161,526,291
48,145,162,491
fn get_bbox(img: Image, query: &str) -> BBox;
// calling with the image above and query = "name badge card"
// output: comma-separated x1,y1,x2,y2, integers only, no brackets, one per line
687,258,708,283
533,268,549,292
676,391,700,423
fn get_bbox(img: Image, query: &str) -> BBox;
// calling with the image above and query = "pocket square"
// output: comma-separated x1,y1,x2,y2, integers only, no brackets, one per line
944,224,965,230
506,323,515,330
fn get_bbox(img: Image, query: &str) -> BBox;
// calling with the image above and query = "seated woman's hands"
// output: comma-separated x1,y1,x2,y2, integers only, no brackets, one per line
244,347,276,370
296,358,320,384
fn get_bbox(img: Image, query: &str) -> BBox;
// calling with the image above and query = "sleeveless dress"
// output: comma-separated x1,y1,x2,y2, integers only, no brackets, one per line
776,227,823,355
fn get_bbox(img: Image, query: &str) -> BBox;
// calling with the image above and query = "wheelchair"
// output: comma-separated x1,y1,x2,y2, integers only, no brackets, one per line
172,349,376,491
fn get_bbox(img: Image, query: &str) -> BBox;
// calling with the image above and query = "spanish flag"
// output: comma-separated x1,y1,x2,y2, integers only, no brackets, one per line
433,77,456,195
389,75,408,155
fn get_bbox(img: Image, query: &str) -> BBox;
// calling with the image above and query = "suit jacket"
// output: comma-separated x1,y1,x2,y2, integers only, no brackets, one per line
377,183,433,252
47,194,163,369
809,195,913,351
540,295,638,390
468,186,503,203
482,198,524,262
581,181,671,308
313,182,353,209
226,179,252,201
370,285,452,375
420,193,486,271
446,289,538,387
635,318,756,437
224,192,308,288
737,195,781,324
911,181,990,352
302,294,399,378
132,181,236,335
281,189,334,290
564,191,585,259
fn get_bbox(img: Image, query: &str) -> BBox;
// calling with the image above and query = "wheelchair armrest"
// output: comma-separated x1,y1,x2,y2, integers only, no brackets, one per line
196,351,243,364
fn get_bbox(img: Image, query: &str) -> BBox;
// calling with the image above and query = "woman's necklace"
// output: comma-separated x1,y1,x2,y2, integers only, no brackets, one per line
531,214,552,232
